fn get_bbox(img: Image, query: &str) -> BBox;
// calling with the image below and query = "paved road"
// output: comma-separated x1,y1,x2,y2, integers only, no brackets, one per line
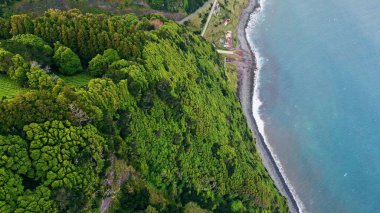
216,49,234,55
201,0,218,36
177,0,213,24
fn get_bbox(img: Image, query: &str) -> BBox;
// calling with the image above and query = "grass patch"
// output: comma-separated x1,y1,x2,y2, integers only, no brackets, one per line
59,73,93,87
0,74,23,98
184,3,213,33
225,62,238,92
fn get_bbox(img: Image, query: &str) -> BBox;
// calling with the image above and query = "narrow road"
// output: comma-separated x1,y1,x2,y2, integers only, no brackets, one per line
201,0,218,36
216,49,234,55
177,0,213,24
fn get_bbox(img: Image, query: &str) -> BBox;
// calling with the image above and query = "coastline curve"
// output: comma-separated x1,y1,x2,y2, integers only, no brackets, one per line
235,0,303,212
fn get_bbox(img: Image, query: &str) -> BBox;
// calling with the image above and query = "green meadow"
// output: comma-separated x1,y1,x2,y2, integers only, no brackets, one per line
0,74,22,98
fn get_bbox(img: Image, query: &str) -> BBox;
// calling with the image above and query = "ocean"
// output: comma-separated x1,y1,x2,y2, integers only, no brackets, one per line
246,0,380,212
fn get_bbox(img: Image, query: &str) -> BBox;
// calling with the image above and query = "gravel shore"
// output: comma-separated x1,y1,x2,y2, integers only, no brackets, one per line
235,0,300,212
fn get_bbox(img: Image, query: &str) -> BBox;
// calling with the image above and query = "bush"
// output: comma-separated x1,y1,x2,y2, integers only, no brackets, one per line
231,200,245,212
53,43,83,75
88,49,120,77
26,65,54,89
88,54,106,77
0,48,13,73
103,48,120,63
8,54,29,85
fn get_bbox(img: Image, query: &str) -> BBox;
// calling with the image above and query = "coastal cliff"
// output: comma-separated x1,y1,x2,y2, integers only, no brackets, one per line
0,7,288,212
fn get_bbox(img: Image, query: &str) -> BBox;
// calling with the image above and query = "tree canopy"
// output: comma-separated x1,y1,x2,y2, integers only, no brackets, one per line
0,10,288,212
53,42,83,75
88,48,120,77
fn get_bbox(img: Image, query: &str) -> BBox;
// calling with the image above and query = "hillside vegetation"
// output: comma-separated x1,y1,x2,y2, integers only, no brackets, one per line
0,0,207,18
0,10,288,212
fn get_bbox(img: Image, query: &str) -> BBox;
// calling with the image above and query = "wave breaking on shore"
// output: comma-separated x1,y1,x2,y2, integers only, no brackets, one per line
245,0,306,212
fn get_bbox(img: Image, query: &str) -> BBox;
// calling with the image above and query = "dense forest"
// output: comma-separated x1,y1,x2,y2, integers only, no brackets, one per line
0,10,288,212
146,0,208,13
0,0,207,16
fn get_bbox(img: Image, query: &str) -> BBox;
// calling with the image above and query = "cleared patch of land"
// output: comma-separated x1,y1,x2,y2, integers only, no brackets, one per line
0,74,22,98
60,73,92,87
225,62,238,92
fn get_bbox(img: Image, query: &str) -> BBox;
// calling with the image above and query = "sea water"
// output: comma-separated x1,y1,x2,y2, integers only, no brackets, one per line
247,0,380,212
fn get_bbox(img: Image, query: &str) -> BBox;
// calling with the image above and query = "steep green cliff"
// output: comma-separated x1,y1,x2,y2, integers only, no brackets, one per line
0,10,288,212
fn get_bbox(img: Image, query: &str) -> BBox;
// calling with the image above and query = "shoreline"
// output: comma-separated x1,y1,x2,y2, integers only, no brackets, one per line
235,0,300,212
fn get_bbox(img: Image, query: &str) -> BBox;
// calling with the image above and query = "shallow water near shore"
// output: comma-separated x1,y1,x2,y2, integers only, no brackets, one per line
247,0,380,212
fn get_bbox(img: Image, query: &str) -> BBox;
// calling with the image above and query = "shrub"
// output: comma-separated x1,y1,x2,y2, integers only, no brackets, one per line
53,42,83,75
88,49,120,77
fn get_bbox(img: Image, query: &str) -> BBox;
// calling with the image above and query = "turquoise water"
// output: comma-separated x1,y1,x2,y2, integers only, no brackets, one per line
247,0,380,212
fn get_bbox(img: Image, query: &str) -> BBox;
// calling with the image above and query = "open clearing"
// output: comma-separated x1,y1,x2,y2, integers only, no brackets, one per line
60,73,93,87
0,74,22,98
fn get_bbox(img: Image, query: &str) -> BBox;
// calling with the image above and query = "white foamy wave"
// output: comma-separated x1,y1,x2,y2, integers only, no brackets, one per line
246,0,306,212
246,0,269,32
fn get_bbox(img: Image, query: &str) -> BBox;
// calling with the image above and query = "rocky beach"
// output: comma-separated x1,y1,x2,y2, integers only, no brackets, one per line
235,0,300,212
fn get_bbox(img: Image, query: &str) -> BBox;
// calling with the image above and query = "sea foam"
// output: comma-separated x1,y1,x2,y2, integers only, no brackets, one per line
245,0,306,212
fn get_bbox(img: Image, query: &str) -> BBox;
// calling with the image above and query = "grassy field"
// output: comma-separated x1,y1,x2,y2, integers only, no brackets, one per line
0,74,23,98
220,52,240,92
59,73,93,87
225,62,238,92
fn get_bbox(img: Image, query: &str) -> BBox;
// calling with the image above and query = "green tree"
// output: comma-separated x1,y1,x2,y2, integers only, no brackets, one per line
74,78,121,127
0,135,38,213
88,54,106,77
0,135,31,175
88,49,120,77
5,34,53,65
103,48,120,63
8,54,29,85
10,14,34,36
53,42,83,75
0,18,11,39
125,65,148,97
183,202,206,213
0,48,13,74
231,200,245,212
0,89,69,133
24,120,106,196
26,65,54,89
0,168,24,212
15,186,57,212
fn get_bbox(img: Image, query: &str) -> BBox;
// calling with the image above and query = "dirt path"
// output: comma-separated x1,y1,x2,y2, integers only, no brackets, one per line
216,49,235,54
201,0,218,36
177,0,213,24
